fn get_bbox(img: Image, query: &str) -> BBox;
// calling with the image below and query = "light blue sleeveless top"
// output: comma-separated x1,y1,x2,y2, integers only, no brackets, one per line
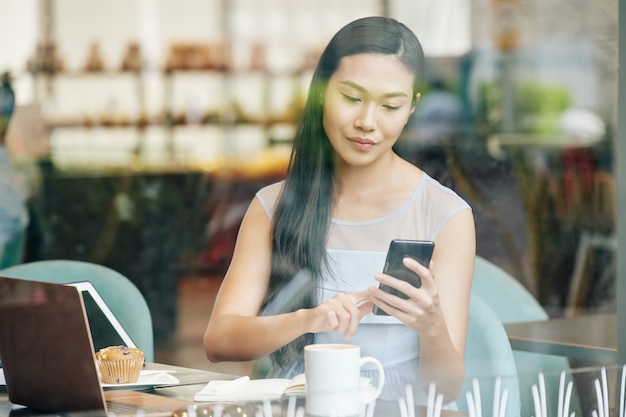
256,173,471,401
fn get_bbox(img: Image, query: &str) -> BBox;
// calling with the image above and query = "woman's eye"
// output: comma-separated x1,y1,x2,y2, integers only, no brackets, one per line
341,94,361,103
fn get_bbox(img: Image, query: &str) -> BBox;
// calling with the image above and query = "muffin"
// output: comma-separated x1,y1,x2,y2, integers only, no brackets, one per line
96,345,144,384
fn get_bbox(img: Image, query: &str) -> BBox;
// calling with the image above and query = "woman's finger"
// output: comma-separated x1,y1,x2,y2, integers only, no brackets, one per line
402,257,435,287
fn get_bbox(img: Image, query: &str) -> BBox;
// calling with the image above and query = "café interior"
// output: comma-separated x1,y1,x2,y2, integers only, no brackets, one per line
1,0,625,416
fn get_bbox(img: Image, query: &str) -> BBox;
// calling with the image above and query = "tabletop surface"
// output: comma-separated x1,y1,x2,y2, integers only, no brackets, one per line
0,362,461,417
504,313,617,363
0,362,238,417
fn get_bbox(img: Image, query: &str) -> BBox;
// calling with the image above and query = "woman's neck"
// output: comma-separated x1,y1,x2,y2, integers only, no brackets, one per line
332,154,422,221
334,151,401,189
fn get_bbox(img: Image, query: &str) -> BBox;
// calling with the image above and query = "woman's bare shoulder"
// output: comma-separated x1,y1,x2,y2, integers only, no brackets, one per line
256,180,286,219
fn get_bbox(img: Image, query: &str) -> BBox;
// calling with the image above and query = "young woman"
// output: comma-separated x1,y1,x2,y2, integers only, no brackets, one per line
203,16,476,402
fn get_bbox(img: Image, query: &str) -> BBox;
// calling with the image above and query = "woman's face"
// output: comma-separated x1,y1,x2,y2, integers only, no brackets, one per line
323,53,417,168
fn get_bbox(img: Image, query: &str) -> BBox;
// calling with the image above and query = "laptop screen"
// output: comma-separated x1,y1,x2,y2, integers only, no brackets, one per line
67,282,137,351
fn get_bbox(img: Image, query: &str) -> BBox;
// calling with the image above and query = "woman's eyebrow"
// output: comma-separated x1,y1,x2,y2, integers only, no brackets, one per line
338,80,410,99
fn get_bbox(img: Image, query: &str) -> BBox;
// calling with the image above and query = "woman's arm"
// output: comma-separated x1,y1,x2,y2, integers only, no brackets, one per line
419,208,475,397
203,197,302,361
203,196,370,363
369,208,475,400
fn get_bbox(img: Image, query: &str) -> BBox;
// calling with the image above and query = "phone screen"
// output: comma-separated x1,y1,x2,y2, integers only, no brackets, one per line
373,239,435,316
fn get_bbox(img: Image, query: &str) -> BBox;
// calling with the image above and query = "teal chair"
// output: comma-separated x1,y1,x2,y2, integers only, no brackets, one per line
0,226,26,269
0,259,154,362
457,293,521,417
472,256,580,417
472,257,549,324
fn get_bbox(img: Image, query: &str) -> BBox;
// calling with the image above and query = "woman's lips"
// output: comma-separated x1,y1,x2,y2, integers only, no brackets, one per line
348,137,376,150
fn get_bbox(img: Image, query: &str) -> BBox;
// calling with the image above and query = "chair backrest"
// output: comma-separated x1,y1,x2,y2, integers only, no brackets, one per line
0,226,26,269
0,259,154,361
458,293,521,417
471,256,580,417
472,256,548,323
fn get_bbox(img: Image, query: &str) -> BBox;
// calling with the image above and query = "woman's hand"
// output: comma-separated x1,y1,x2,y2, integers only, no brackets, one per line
368,258,445,334
302,290,372,339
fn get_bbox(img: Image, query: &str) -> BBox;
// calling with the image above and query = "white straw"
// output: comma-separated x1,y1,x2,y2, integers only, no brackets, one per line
493,377,501,417
466,392,476,417
532,384,541,417
472,379,482,417
286,396,297,417
539,373,547,417
214,404,223,417
602,367,609,417
407,384,415,417
426,384,434,417
558,372,565,417
498,389,509,417
434,393,444,417
564,380,573,417
621,365,626,417
398,397,409,417
263,399,273,417
594,379,604,417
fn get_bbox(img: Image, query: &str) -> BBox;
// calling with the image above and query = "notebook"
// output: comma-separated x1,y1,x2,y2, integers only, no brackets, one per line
0,276,187,415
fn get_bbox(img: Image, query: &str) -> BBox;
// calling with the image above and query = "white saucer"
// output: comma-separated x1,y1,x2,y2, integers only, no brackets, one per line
101,369,180,391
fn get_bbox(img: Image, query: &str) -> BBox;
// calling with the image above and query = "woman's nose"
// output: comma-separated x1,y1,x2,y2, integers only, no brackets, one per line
354,103,376,131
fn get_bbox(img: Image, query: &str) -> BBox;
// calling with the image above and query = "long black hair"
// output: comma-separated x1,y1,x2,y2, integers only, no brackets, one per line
264,16,426,368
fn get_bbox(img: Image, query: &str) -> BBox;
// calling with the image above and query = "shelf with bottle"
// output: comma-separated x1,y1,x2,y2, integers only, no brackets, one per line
29,40,312,133
35,74,308,134
26,38,316,173
39,99,305,130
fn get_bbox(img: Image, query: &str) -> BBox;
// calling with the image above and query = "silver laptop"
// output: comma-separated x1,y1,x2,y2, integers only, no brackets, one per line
0,276,185,415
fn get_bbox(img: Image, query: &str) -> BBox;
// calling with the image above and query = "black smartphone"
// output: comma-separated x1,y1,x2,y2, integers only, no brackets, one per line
373,239,435,316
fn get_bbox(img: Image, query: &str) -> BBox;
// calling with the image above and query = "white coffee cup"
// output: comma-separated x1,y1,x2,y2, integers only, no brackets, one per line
304,343,385,417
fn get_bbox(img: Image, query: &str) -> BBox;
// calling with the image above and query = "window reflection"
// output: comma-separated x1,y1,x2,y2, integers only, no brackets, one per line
0,0,619,376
